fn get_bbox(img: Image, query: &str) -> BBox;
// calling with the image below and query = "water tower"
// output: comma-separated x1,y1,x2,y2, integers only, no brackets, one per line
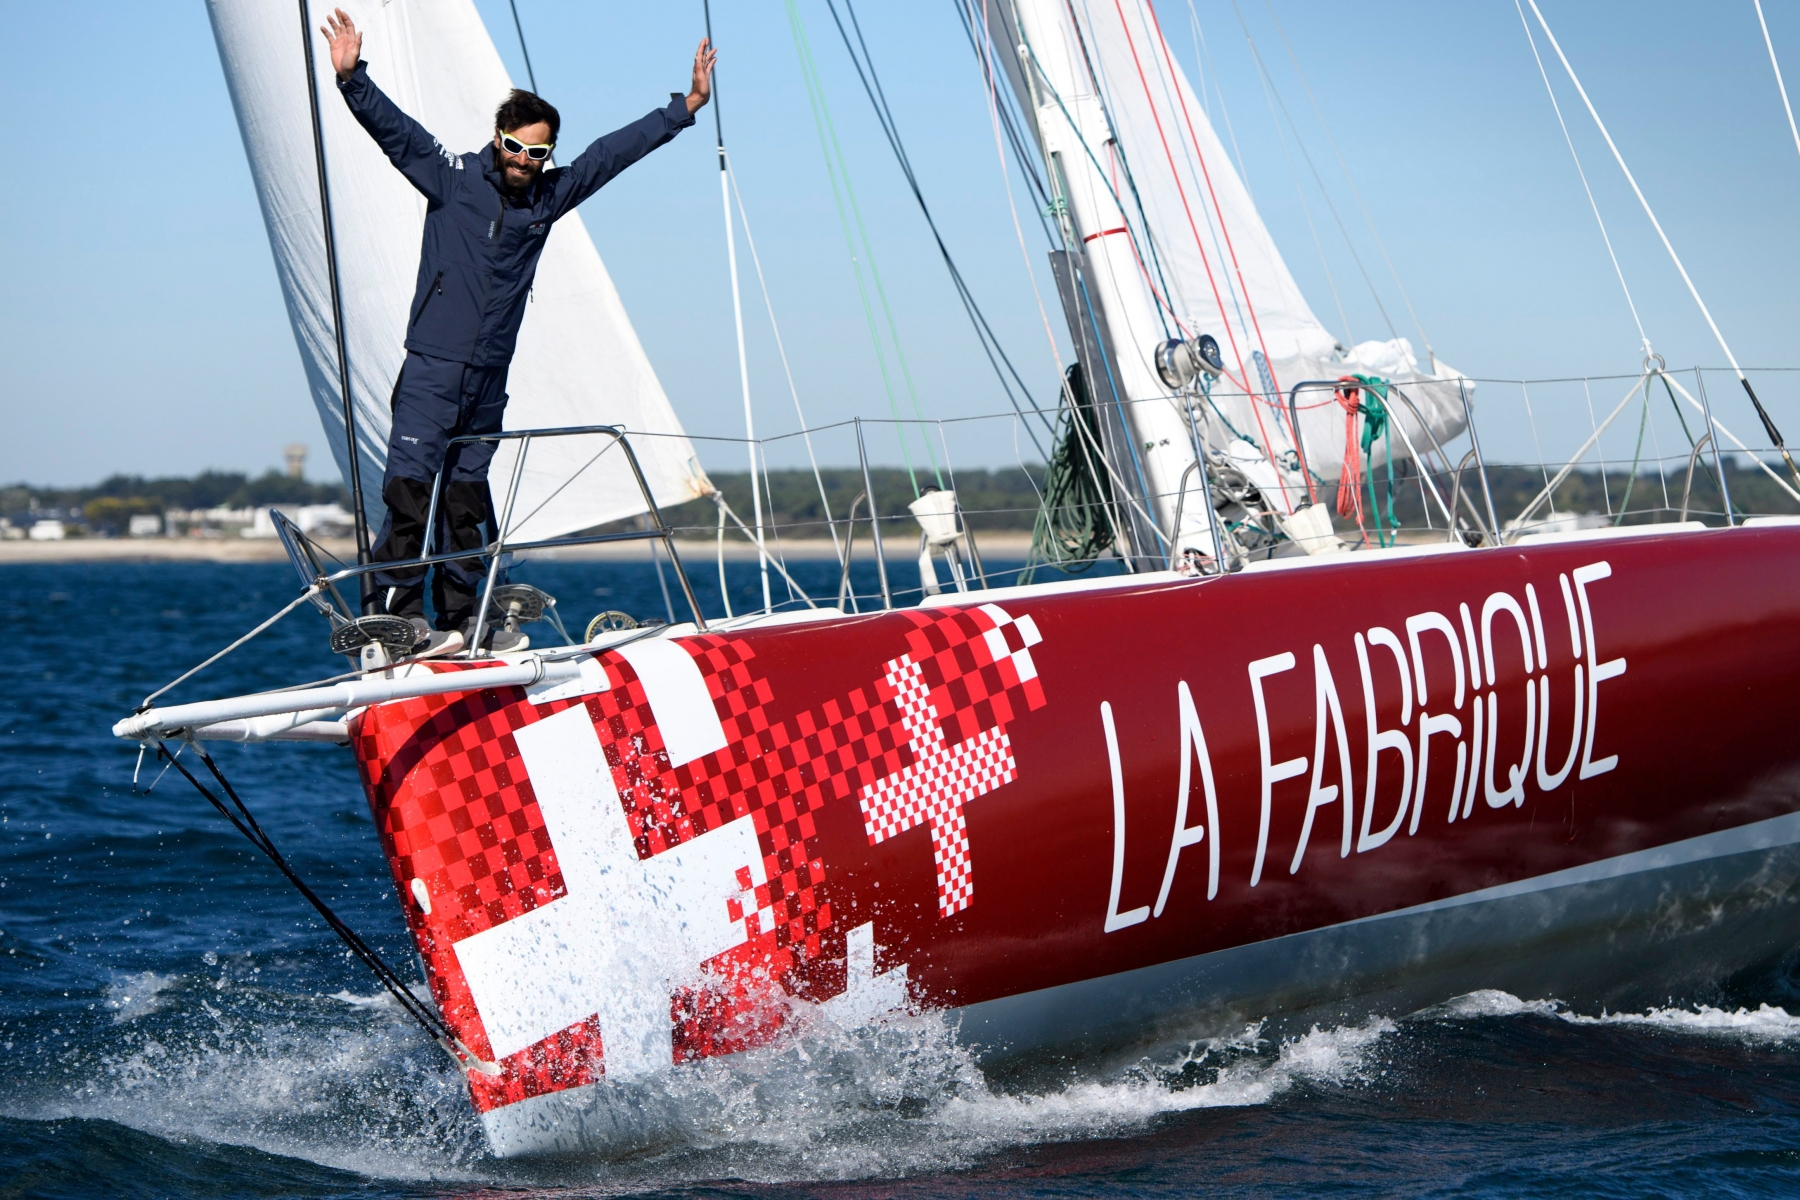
283,443,307,480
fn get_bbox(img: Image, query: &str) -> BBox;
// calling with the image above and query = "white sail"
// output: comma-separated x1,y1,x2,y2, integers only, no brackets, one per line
992,0,1469,523
207,0,710,544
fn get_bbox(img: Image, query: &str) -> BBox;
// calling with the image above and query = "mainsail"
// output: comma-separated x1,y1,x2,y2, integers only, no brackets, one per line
988,0,1469,545
208,0,710,543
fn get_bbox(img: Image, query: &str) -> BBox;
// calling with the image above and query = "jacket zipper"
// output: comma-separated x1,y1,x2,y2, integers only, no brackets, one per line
411,271,443,327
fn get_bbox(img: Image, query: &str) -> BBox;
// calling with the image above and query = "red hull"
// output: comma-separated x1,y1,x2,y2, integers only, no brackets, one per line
351,524,1800,1149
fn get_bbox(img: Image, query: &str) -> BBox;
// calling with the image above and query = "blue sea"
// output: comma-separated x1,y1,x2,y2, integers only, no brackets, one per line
6,558,1800,1198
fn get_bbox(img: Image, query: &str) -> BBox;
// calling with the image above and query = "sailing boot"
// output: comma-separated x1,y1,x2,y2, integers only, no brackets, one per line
407,616,465,659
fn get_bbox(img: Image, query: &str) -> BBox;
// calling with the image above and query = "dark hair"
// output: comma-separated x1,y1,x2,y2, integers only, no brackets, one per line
495,89,560,140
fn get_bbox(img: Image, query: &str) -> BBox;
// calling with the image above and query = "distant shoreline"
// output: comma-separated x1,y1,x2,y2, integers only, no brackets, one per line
0,532,1036,565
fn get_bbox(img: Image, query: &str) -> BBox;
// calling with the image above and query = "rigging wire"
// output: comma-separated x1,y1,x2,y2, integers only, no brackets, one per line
782,0,935,494
1514,0,1649,356
1231,0,1398,344
1192,0,1348,348
506,0,538,93
964,0,1070,419
724,163,843,560
702,0,773,614
1186,1,1254,205
1260,0,1436,367
1523,0,1800,490
784,0,928,496
1055,0,1289,482
157,740,497,1076
1134,0,1313,484
824,0,1052,457
948,5,1059,240
1058,0,1183,345
299,0,372,584
1755,0,1800,172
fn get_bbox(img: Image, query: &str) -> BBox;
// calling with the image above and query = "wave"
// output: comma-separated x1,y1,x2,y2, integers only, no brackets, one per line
1422,988,1800,1044
14,971,1800,1187
1,965,1404,1186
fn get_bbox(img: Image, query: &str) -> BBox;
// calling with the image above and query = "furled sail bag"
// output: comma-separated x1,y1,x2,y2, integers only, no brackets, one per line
987,0,1470,481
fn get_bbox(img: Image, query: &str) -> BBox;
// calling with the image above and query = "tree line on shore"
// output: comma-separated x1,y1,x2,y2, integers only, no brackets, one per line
6,455,1794,540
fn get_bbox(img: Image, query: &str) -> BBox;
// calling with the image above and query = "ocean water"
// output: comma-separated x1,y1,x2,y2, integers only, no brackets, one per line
6,559,1800,1199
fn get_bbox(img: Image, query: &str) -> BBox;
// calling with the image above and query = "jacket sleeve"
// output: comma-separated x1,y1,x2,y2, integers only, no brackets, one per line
548,94,696,218
335,62,458,204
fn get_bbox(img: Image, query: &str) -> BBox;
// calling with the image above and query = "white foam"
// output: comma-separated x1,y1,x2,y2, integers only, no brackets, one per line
1560,1002,1800,1042
515,1004,1402,1180
1422,989,1800,1046
102,972,177,1024
1423,989,1562,1019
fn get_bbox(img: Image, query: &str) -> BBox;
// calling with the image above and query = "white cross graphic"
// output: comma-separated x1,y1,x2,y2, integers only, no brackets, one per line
451,703,765,1077
857,653,1018,917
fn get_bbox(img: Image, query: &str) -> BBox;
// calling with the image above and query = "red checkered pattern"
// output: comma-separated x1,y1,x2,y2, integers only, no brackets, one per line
351,603,1048,1115
860,653,1014,915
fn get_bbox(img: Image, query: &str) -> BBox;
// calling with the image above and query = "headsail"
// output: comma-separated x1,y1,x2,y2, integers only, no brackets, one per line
987,0,1469,548
208,0,710,542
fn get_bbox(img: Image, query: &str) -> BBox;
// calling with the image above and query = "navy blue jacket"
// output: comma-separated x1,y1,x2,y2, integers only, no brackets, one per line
337,62,694,367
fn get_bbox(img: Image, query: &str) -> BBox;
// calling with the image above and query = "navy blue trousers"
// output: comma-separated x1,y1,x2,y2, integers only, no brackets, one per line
369,351,510,628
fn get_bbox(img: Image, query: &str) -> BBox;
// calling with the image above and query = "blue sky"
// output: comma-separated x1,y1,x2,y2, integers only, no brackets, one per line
7,1,1800,485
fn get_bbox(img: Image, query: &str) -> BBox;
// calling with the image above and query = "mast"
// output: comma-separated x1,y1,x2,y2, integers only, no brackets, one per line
299,0,372,583
993,0,1227,565
703,0,772,614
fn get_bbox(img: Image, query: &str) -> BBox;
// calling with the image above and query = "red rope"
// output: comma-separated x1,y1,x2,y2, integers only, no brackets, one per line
1333,378,1372,548
1096,0,1286,489
1141,1,1314,504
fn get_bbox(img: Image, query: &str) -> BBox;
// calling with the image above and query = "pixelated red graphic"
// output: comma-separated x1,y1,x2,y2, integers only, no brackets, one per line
352,604,1047,1114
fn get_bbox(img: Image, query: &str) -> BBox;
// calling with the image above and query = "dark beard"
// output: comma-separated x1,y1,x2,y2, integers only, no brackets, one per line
499,158,540,196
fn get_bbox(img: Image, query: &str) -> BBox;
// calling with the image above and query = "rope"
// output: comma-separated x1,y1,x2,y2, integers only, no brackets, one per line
1612,388,1652,525
1043,2,1291,494
781,0,930,494
708,491,819,609
1028,366,1118,576
1332,375,1395,548
1058,0,1183,336
1141,0,1304,460
1095,0,1261,398
701,0,772,615
1218,0,1349,347
159,741,499,1076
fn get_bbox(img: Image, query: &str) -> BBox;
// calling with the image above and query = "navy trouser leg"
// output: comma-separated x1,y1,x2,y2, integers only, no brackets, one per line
368,353,509,626
431,364,510,630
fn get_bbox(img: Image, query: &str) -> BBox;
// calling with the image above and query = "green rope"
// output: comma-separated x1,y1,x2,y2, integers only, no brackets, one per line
1346,374,1397,547
1024,369,1115,580
783,0,940,494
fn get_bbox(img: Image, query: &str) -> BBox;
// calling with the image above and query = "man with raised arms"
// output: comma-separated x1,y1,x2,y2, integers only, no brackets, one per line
320,8,715,655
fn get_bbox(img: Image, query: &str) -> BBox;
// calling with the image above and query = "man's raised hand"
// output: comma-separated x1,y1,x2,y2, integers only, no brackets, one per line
686,38,718,115
321,8,362,81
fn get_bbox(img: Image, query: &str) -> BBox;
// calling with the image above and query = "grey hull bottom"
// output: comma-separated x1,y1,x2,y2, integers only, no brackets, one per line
481,811,1800,1158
